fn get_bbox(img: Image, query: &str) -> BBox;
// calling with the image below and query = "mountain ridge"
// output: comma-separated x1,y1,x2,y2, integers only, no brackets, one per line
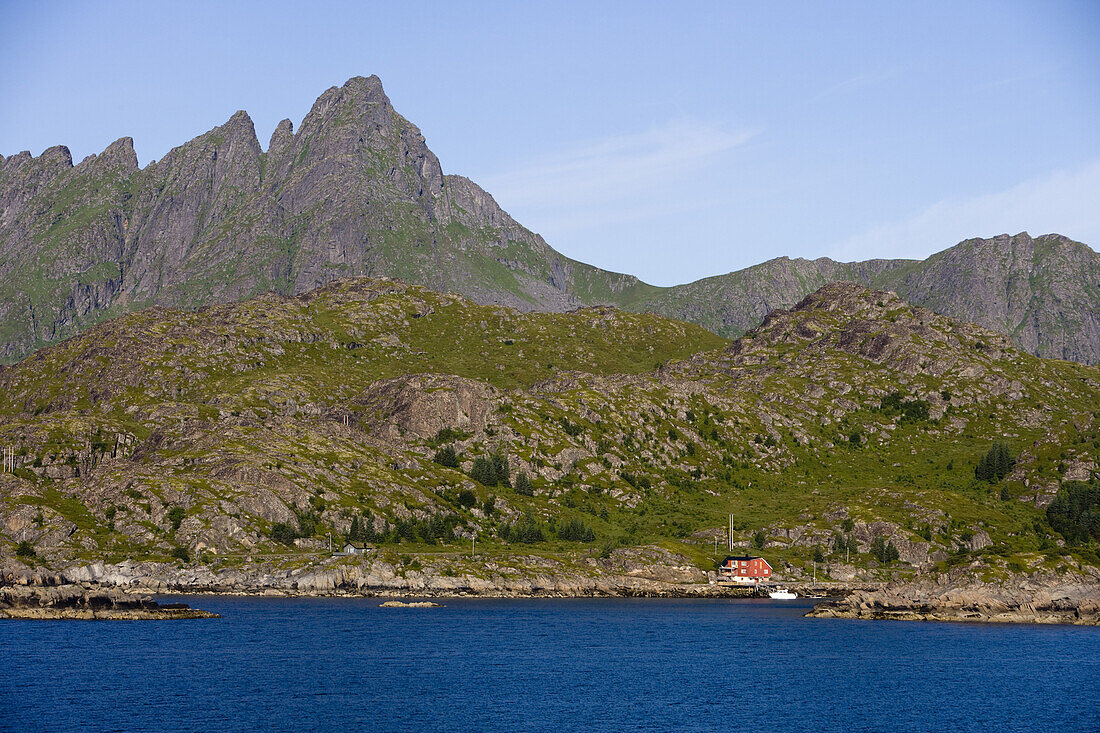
1,75,1097,363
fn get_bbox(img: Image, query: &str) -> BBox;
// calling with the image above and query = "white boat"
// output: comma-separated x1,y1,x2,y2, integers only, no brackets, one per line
769,588,797,599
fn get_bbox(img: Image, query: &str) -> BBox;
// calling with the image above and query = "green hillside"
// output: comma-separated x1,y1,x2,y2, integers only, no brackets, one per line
0,279,1097,584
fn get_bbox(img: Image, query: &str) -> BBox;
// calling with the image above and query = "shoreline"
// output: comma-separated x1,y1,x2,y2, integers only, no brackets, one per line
805,580,1100,626
0,584,219,620
6,556,1098,625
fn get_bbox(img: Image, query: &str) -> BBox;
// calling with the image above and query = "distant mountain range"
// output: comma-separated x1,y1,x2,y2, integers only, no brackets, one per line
1,75,1098,363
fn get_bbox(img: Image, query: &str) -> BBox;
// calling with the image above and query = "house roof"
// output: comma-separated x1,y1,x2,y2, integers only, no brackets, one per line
721,555,770,565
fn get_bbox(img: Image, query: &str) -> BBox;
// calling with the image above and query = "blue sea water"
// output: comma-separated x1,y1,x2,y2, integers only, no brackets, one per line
1,596,1098,732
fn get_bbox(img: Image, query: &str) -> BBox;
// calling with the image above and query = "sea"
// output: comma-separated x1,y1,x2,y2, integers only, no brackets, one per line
2,596,1098,732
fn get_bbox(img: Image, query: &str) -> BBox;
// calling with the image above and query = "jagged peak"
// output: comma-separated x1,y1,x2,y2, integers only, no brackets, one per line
341,74,385,95
156,109,261,167
74,137,138,174
268,118,293,151
302,74,391,127
38,145,73,169
221,110,258,139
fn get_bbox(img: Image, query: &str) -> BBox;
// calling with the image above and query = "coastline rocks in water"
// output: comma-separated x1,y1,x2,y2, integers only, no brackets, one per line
808,571,1100,625
379,600,443,608
51,546,754,599
0,584,218,620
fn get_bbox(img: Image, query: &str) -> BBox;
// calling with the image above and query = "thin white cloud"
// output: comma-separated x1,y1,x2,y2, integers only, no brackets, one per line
809,68,898,104
829,159,1100,262
477,120,756,231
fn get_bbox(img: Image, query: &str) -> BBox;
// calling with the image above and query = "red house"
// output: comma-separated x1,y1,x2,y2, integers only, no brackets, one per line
718,555,772,584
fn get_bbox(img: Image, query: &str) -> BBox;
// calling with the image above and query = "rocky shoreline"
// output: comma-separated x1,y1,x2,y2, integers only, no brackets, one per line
4,551,854,600
807,571,1100,626
7,554,1099,626
0,584,218,620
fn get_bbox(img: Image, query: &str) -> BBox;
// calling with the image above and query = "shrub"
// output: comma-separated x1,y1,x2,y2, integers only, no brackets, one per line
428,427,471,447
752,531,767,549
560,418,583,437
166,506,185,532
880,391,931,423
271,522,298,546
16,541,35,558
170,546,190,563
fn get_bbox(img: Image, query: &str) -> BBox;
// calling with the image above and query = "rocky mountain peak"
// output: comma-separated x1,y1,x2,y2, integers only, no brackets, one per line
39,144,74,170
268,118,294,152
286,74,444,214
76,137,139,175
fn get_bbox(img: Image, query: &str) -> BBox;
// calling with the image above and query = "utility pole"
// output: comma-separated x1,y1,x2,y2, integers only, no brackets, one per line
471,532,476,560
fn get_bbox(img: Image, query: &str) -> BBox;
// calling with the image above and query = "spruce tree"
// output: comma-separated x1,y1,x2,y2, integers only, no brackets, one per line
433,445,459,468
870,536,886,563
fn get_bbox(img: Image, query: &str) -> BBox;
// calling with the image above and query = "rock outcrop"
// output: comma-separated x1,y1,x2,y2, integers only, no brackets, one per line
0,583,217,619
808,569,1100,625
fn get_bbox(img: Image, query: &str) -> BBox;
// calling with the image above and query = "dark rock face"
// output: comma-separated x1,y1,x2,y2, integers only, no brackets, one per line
1,76,1097,364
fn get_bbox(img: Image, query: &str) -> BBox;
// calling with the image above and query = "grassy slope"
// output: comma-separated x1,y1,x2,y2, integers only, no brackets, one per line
0,279,1096,583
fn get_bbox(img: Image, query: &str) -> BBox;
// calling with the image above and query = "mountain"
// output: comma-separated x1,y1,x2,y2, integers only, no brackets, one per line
1,279,1097,587
2,76,1098,365
626,232,1100,364
0,76,653,363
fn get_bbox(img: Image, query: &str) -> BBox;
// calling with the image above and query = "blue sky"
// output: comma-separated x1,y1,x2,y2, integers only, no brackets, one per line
2,1,1098,285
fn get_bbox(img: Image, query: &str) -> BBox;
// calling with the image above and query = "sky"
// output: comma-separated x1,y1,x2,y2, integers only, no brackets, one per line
1,1,1098,286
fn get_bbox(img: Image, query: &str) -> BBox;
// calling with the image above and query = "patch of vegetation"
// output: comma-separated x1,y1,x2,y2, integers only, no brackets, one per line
166,506,186,532
432,445,459,468
879,391,931,423
975,442,1016,483
470,452,510,488
1047,479,1100,545
513,471,534,496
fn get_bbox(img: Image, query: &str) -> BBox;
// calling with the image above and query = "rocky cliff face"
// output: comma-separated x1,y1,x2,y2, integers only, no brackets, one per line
883,233,1100,364
0,76,641,362
2,76,1097,364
